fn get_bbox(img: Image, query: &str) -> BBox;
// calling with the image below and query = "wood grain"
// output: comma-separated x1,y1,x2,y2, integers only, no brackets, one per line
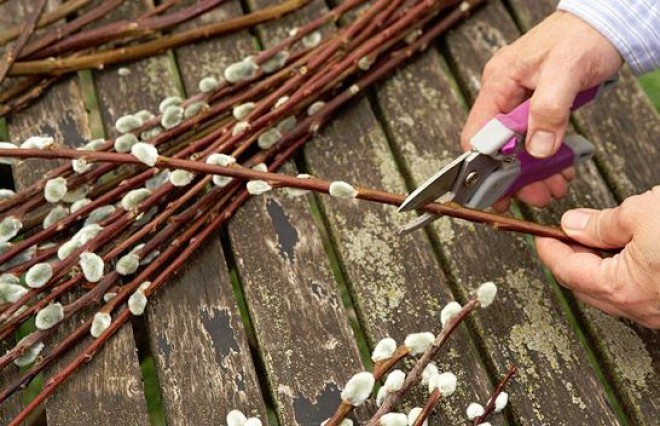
144,0,268,422
503,1,660,423
381,1,621,423
246,0,500,422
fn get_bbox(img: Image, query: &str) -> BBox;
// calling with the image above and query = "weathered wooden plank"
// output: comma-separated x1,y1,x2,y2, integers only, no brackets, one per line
143,1,268,422
242,0,500,422
0,1,148,425
368,1,622,424
503,1,660,423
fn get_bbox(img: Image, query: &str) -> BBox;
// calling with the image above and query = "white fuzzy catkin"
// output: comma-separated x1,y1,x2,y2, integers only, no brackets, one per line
0,189,15,199
371,337,397,362
329,181,357,199
198,77,219,93
21,136,53,150
115,115,143,134
277,116,297,133
232,102,256,120
421,362,438,386
494,391,509,413
159,96,182,113
70,198,92,213
252,163,268,172
476,423,492,426
72,158,92,174
226,410,247,426
261,50,289,73
134,110,155,122
224,58,258,83
25,263,53,288
429,372,457,396
358,56,374,71
116,253,140,276
257,128,281,149
44,177,68,203
376,386,388,407
321,420,353,426
307,101,325,116
85,205,115,225
161,105,184,129
117,67,131,76
141,126,164,141
140,250,159,265
380,413,407,426
73,224,104,245
404,332,434,355
90,312,111,338
246,180,272,195
274,96,289,109
466,402,485,420
80,252,104,282
114,133,139,152
407,408,427,426
128,289,147,315
302,31,322,48
440,301,462,328
477,281,497,307
184,101,208,119
35,303,64,330
121,188,152,211
170,169,194,187
207,154,235,187
43,205,68,229
244,418,262,426
0,282,27,303
0,216,22,242
383,369,405,392
341,371,375,406
232,121,250,136
58,239,81,260
131,143,159,167
82,138,105,150
14,339,45,367
103,292,117,303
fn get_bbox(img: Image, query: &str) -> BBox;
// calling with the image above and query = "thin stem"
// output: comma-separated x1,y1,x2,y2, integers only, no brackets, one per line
414,388,442,426
473,364,517,425
0,0,48,86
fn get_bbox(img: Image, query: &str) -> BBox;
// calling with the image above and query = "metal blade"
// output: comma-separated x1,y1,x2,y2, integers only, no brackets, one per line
398,151,471,212
398,212,442,235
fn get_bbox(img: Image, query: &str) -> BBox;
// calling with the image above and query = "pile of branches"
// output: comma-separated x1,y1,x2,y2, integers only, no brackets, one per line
0,0,558,422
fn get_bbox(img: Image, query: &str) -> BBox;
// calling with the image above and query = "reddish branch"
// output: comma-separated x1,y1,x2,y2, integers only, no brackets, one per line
474,364,517,425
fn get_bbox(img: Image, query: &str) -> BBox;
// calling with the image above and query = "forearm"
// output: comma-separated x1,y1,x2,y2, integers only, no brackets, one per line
558,0,660,74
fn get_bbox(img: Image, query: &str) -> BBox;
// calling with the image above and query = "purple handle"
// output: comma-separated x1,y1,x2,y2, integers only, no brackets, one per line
504,143,575,196
496,85,602,135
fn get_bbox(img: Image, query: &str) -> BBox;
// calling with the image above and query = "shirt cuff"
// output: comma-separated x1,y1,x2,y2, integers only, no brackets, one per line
558,0,660,75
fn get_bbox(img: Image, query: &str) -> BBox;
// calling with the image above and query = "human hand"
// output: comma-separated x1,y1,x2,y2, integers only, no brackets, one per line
461,11,623,212
536,187,660,329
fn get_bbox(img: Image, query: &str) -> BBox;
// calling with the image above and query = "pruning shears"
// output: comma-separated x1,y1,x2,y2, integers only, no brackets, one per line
398,78,618,233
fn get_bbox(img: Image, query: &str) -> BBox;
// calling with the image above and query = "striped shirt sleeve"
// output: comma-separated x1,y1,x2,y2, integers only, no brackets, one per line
558,0,660,75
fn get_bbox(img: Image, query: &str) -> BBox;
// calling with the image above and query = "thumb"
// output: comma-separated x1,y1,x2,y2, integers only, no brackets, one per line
561,207,634,249
525,66,581,158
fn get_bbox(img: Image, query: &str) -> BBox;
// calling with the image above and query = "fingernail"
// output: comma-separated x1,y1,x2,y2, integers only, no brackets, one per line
562,209,592,232
528,131,556,158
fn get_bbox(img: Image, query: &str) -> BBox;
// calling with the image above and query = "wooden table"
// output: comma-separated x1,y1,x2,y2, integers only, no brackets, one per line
0,0,658,425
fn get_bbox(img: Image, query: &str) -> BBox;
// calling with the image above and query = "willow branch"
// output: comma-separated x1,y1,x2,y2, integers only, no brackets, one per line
473,364,517,425
0,0,48,86
0,0,93,45
9,0,309,76
414,388,442,426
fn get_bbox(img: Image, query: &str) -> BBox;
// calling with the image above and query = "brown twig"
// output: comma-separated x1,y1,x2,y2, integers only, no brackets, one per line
473,364,517,425
367,298,481,425
415,388,442,426
9,0,310,75
0,0,48,86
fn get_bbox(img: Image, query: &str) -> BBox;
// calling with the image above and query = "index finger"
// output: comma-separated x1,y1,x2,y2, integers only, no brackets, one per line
460,73,528,151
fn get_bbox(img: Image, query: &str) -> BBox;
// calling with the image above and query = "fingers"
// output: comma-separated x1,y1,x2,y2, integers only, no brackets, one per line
525,62,582,158
460,57,528,150
535,237,614,297
561,206,635,249
572,290,628,318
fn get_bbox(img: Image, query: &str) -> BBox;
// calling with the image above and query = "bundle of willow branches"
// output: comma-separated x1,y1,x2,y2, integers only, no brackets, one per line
0,0,556,422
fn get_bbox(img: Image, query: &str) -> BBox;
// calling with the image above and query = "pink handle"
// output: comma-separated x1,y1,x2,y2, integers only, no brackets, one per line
496,85,602,135
504,143,575,196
